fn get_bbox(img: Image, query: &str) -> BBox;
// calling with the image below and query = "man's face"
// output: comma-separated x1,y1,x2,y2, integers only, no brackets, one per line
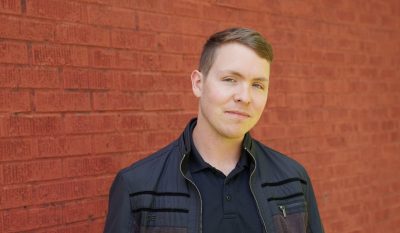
192,42,270,140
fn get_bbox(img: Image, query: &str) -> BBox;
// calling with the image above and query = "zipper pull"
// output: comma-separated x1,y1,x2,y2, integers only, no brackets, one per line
279,205,287,218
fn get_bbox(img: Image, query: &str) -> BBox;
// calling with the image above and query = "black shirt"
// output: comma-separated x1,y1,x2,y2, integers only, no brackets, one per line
189,136,264,233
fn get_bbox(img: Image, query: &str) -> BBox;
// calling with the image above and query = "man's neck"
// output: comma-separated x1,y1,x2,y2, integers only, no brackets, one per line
192,119,244,176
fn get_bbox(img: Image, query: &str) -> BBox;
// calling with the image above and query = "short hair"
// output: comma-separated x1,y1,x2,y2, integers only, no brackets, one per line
198,27,273,77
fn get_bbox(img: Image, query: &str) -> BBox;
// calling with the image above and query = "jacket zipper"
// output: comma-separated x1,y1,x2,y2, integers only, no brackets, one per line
180,153,203,233
279,201,305,218
245,147,268,233
279,205,287,217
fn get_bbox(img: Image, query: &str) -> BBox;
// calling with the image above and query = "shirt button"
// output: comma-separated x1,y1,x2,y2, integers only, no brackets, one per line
225,195,232,201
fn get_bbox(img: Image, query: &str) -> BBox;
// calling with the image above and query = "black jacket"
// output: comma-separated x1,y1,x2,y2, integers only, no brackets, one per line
104,119,324,233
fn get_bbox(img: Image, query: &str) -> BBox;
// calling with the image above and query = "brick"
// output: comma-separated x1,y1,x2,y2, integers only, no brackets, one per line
121,72,190,93
159,54,183,72
55,23,110,46
93,133,144,154
137,12,181,33
88,48,139,69
0,185,33,209
0,138,37,162
0,15,20,40
157,34,203,54
118,152,147,168
252,124,287,140
143,131,180,150
62,68,116,90
37,135,91,157
3,205,63,232
180,92,198,111
139,1,202,19
0,90,31,112
336,9,356,23
358,13,378,25
31,177,112,204
143,92,184,110
0,210,3,232
322,52,345,63
63,197,107,223
64,114,117,134
153,73,191,92
76,0,131,7
0,65,60,88
182,54,199,73
179,17,219,37
200,4,237,22
34,218,105,233
215,0,277,13
312,65,337,79
26,0,88,23
0,15,53,42
130,0,167,13
35,91,91,112
115,50,140,69
88,4,136,28
87,48,115,68
117,72,155,91
0,41,28,64
63,155,119,177
139,53,160,71
146,112,193,131
3,159,62,184
285,62,313,77
270,78,303,93
0,164,3,185
266,92,286,108
93,92,142,111
111,29,157,51
0,0,20,14
285,93,325,108
32,44,88,66
117,113,149,131
118,112,192,133
1,115,63,137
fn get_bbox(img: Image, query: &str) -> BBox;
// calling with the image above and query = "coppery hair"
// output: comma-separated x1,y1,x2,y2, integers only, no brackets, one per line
198,27,273,77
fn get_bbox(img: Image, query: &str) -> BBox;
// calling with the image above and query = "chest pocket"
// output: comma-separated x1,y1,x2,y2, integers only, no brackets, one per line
262,178,308,233
129,191,189,233
274,201,307,233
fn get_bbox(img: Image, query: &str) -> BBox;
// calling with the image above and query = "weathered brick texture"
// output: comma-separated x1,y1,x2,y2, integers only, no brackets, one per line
0,0,399,232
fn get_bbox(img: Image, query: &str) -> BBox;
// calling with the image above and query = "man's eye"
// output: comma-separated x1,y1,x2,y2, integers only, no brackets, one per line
253,83,264,89
222,77,236,82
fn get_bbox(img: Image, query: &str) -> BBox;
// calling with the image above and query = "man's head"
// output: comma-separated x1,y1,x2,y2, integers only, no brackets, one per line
191,28,274,140
198,27,273,78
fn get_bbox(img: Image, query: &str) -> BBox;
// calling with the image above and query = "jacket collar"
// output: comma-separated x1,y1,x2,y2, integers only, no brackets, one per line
178,118,254,158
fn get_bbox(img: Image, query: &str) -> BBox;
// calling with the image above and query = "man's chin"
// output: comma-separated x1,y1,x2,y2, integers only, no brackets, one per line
218,127,249,140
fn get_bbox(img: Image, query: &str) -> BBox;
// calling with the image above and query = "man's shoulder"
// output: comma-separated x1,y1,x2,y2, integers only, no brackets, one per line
117,139,181,183
252,139,308,177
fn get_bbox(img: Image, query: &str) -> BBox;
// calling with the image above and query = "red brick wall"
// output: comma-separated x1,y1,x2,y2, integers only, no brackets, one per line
0,0,399,232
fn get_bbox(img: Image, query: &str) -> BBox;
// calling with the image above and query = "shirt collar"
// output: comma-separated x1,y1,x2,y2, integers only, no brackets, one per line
188,124,251,174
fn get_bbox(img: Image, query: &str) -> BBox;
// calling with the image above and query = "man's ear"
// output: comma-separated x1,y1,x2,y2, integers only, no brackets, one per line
191,70,203,98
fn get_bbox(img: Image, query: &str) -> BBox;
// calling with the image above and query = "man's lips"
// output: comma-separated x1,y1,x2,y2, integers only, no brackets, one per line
225,110,251,118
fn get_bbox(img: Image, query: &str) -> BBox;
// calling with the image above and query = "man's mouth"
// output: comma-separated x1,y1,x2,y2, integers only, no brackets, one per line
225,110,251,118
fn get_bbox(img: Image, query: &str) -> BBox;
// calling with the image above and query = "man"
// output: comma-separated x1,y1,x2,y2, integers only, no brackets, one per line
104,27,324,233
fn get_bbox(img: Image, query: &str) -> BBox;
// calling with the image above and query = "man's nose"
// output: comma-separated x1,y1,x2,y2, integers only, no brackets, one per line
233,84,251,104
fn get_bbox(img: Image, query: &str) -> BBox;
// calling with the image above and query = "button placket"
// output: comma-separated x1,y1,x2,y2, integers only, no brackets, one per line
223,177,236,215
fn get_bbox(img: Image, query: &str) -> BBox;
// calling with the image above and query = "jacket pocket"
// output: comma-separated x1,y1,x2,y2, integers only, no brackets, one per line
273,201,308,233
132,209,189,233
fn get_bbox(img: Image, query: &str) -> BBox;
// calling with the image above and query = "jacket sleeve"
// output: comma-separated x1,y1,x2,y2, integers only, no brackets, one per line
103,172,134,233
303,171,325,233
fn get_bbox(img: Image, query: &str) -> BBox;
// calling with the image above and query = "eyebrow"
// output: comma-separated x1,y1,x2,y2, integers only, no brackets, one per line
220,70,269,82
